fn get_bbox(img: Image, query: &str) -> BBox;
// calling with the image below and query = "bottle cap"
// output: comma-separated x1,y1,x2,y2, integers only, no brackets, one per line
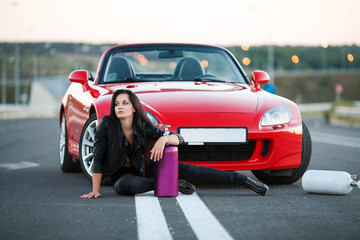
163,125,171,136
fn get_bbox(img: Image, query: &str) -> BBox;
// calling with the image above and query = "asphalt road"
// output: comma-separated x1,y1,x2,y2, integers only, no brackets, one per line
0,117,359,240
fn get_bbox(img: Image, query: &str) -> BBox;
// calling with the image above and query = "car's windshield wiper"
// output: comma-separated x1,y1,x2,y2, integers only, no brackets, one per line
124,77,145,82
192,75,227,83
105,77,145,83
195,78,227,83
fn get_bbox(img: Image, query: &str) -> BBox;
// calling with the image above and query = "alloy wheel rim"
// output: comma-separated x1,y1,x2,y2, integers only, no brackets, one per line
81,120,97,176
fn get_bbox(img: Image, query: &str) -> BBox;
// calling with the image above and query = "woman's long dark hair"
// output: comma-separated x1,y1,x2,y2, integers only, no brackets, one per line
109,89,152,130
107,89,153,168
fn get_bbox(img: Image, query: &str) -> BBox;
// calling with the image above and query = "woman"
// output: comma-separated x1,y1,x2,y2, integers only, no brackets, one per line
81,90,268,198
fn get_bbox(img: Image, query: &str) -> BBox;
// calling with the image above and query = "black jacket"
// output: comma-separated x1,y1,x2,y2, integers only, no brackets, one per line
92,116,182,178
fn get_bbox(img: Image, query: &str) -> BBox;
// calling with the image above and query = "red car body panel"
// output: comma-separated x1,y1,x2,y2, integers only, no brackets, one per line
61,43,303,172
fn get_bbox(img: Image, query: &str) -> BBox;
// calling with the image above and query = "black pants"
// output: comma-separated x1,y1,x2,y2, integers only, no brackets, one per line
113,162,244,195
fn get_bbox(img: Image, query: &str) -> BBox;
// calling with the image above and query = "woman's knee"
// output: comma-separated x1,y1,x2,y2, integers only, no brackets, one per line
113,174,154,195
114,174,134,195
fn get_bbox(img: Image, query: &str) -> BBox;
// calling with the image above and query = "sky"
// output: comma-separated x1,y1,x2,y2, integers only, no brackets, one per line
0,0,359,46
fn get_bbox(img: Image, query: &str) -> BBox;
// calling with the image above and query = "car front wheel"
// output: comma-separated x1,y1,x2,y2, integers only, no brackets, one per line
79,114,97,182
251,121,312,184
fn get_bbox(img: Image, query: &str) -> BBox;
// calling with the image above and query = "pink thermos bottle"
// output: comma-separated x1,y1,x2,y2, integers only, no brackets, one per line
154,125,179,197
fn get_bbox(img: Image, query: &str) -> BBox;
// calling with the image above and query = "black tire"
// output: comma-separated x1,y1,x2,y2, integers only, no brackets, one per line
252,121,312,184
59,112,81,172
79,114,97,182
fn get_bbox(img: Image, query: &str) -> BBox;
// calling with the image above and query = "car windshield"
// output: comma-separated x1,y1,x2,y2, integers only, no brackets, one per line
101,45,247,84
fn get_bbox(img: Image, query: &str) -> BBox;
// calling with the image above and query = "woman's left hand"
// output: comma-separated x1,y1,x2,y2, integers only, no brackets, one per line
150,136,168,161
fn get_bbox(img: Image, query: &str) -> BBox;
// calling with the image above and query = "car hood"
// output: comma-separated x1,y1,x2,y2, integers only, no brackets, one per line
105,82,258,113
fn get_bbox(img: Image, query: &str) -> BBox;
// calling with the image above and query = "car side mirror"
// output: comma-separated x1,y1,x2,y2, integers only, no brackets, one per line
69,70,92,91
69,70,89,84
251,70,270,90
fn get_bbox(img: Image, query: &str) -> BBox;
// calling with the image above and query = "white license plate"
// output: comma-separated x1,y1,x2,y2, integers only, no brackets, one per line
179,128,248,145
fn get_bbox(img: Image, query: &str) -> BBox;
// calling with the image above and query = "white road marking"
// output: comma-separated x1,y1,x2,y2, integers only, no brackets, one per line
135,191,173,240
311,132,360,149
0,161,40,170
135,191,234,240
176,193,234,240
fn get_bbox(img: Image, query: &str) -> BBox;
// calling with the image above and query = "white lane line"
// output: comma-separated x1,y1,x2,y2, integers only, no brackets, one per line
0,161,40,170
311,132,360,149
176,193,234,240
135,191,173,240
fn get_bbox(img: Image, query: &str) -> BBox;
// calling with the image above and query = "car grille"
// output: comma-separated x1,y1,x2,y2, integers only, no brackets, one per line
178,141,256,161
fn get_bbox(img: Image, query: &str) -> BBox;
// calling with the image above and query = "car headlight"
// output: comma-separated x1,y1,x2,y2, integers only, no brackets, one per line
261,106,292,126
145,111,159,127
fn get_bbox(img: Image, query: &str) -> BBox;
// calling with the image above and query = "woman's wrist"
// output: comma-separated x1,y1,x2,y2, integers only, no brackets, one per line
161,136,171,145
160,134,181,146
167,135,171,145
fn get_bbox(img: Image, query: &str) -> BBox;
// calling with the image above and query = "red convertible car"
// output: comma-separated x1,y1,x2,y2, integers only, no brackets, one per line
59,43,311,184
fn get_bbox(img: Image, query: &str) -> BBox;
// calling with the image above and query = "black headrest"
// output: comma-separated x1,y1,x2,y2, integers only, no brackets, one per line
106,57,135,82
173,57,205,80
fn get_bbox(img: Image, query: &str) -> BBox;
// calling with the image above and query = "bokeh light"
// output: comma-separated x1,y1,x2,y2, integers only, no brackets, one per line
347,54,354,62
169,61,176,69
242,57,251,66
291,55,299,64
201,60,209,68
241,44,250,51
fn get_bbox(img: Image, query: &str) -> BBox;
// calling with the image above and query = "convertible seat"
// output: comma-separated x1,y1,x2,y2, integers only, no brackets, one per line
173,57,205,80
106,56,135,82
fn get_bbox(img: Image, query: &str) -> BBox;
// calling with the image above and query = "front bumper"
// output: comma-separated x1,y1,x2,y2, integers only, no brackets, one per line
164,113,303,171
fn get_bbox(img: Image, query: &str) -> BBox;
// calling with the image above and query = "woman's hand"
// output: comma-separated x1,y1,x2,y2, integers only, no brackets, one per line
80,191,101,199
81,173,102,199
150,136,168,161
